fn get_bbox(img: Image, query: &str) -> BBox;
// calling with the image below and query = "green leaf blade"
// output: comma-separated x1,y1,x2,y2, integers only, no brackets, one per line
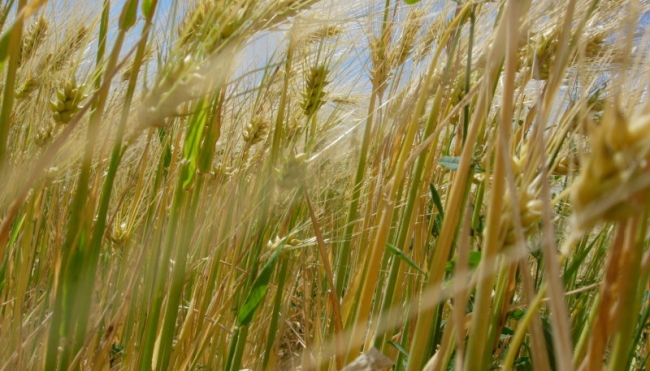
386,243,428,278
236,247,282,327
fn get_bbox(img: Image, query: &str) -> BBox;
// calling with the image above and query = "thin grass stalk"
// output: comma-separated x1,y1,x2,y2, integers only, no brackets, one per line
115,169,152,370
335,0,391,297
171,199,224,367
516,260,552,370
374,17,464,352
338,105,380,328
223,156,292,370
373,215,412,353
148,193,188,370
185,195,238,370
502,283,547,369
340,187,375,328
224,324,244,371
72,1,158,363
464,153,505,370
608,214,645,370
629,251,650,366
262,257,290,370
405,2,501,369
537,134,574,371
150,94,213,369
227,175,288,368
304,188,344,369
181,225,235,369
45,6,131,367
424,311,456,371
346,4,475,364
67,215,150,370
532,8,578,362
452,201,473,371
198,87,224,174
96,0,110,77
581,224,627,370
173,253,209,367
138,141,190,370
226,183,282,371
489,261,517,354
9,208,30,368
572,270,605,364
461,6,475,145
66,10,136,366
270,39,294,166
422,172,461,358
302,260,314,371
163,124,222,368
500,125,552,371
0,0,27,162
0,1,15,31
130,128,176,369
157,198,194,371
392,283,413,371
465,0,520,365
341,148,382,314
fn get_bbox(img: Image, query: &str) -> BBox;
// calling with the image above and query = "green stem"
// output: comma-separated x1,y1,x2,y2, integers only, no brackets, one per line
0,0,26,162
608,216,646,370
262,258,289,370
72,1,158,362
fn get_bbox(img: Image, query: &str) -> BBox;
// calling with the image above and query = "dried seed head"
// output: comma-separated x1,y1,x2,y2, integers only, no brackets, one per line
15,75,39,99
370,37,391,97
50,79,85,125
243,116,269,145
584,32,606,58
212,162,234,183
392,10,424,67
178,1,211,46
329,95,357,106
553,155,580,176
499,182,542,246
265,234,302,259
178,0,245,53
19,16,48,66
110,221,132,246
480,139,543,246
301,65,329,117
34,123,53,146
139,56,197,126
415,20,441,62
571,103,650,230
520,30,558,80
42,26,88,72
304,24,341,44
264,0,317,29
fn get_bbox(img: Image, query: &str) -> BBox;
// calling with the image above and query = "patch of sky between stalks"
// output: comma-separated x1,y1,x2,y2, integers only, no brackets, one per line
33,0,158,82
42,0,650,135
42,0,453,110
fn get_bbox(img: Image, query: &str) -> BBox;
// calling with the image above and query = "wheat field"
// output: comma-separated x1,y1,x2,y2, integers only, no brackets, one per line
1,0,650,370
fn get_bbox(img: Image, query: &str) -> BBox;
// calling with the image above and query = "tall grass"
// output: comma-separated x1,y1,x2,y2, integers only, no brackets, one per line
2,0,650,370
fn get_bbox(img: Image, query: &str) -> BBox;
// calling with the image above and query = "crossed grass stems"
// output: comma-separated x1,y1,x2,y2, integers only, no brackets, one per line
1,0,650,370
